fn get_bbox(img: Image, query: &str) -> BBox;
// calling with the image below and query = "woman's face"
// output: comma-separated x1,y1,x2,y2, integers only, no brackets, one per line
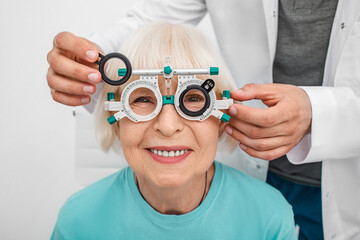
117,76,224,187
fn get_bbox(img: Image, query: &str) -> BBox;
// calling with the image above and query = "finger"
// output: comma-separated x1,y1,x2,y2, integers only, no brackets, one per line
231,83,280,105
228,103,290,127
54,32,99,62
75,57,99,69
238,143,292,161
51,89,91,106
228,117,294,139
47,68,97,95
49,53,101,84
225,125,290,151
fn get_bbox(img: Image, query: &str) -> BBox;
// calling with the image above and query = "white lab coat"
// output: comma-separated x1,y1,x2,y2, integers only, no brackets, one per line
90,0,360,239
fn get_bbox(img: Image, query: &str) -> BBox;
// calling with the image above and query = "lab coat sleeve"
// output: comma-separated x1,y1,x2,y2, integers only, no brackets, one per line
90,0,207,54
84,0,208,112
287,86,360,164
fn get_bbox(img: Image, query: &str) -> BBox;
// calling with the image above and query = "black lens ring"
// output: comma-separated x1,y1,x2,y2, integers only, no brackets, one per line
179,84,210,117
98,52,132,86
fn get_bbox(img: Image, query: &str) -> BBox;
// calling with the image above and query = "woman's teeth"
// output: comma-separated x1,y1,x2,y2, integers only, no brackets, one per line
150,149,189,157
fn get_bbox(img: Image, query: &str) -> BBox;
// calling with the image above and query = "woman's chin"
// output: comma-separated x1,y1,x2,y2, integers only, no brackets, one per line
150,174,189,188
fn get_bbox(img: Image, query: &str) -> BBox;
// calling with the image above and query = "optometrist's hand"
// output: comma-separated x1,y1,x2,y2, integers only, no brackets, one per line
47,32,103,106
225,83,312,161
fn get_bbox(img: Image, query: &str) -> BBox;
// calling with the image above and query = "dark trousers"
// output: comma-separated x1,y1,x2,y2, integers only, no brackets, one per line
266,171,324,240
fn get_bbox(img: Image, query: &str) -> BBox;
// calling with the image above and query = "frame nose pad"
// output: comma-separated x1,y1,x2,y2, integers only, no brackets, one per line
160,95,189,121
163,95,174,105
161,95,182,118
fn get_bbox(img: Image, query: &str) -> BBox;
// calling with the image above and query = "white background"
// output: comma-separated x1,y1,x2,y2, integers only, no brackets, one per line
0,0,220,239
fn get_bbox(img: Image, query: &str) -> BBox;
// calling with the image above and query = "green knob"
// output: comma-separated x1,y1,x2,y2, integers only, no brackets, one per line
107,92,115,101
164,66,173,75
210,67,219,75
223,90,230,99
107,115,117,125
118,68,126,76
162,95,174,105
221,113,231,123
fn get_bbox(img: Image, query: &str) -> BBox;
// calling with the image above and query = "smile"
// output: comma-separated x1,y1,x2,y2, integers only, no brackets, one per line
147,146,192,164
149,149,189,157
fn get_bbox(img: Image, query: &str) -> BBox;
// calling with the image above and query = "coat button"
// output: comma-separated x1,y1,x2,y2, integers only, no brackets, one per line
341,22,345,29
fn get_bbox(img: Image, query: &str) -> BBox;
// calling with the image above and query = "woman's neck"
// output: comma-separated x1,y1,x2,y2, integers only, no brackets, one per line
135,164,215,215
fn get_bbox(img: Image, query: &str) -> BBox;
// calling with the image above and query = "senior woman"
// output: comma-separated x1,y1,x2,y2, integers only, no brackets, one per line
51,23,296,239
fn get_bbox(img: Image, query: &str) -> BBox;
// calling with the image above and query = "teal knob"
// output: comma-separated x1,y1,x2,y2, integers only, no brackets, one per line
223,90,230,99
107,115,118,125
221,113,231,123
164,66,172,75
118,68,126,76
107,92,115,101
162,95,174,105
210,67,219,75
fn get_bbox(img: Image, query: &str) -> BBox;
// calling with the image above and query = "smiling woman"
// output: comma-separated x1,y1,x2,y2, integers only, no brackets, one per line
51,22,297,240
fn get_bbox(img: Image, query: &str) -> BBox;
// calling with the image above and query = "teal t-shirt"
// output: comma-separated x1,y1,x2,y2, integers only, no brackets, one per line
51,161,296,240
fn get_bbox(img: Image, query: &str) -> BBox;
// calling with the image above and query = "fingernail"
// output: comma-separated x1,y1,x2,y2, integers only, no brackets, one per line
83,86,94,94
81,97,90,104
239,143,247,150
225,125,233,135
54,33,60,47
88,73,100,83
229,106,237,115
86,50,97,60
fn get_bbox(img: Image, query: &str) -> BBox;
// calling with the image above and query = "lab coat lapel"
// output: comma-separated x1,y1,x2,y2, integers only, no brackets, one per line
262,0,360,87
262,0,278,63
324,0,360,86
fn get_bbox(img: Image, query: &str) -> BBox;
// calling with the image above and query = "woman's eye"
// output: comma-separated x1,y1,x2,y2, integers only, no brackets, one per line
185,94,204,102
134,97,153,103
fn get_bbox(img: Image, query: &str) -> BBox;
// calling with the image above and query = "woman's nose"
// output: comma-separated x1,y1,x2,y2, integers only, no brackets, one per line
153,104,185,137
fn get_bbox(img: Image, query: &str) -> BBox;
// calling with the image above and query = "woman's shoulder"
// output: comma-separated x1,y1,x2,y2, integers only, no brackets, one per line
52,167,132,239
68,168,127,202
215,162,296,238
219,162,281,194
217,161,293,215
56,167,129,222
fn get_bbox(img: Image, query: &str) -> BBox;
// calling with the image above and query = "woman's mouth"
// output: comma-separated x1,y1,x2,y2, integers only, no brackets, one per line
149,149,189,157
146,147,192,164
